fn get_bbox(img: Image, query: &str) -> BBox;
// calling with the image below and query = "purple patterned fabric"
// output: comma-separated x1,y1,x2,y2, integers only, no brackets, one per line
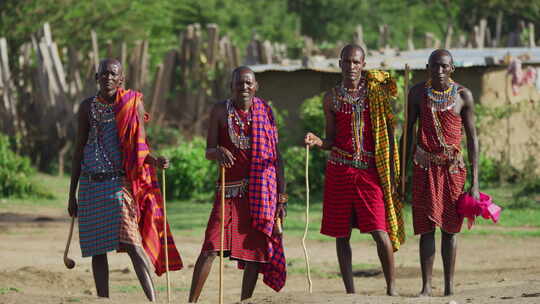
247,97,286,291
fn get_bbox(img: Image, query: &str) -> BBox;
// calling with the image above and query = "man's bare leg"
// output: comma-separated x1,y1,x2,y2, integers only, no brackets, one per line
92,254,109,297
441,230,457,296
336,236,355,293
188,251,218,302
126,244,156,301
371,231,397,296
241,261,260,301
419,231,435,296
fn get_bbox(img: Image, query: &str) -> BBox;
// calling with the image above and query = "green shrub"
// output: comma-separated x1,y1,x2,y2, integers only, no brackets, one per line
299,93,325,136
147,125,184,151
478,153,499,186
160,137,217,201
463,150,516,188
509,178,540,209
283,145,327,201
283,93,327,202
0,134,47,197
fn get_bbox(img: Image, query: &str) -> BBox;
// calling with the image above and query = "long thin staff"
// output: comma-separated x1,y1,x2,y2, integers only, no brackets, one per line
63,216,76,269
301,145,313,293
219,166,225,304
162,169,171,303
401,64,410,195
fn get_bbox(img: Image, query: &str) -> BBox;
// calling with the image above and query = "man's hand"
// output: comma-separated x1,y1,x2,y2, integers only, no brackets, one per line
275,203,287,223
274,203,287,234
468,185,480,200
217,146,236,168
155,156,169,169
68,196,78,217
304,132,322,148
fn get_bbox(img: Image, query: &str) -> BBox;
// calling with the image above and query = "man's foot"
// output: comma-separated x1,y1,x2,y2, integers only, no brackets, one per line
386,286,399,296
444,287,454,296
418,286,432,297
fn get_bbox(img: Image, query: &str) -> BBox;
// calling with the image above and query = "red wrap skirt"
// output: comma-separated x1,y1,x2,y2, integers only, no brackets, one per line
202,193,268,263
321,162,388,237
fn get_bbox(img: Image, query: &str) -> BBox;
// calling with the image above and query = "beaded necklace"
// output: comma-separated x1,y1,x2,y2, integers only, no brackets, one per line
332,78,373,161
91,95,116,123
424,84,461,170
332,78,367,113
426,79,458,111
89,96,119,172
226,99,252,150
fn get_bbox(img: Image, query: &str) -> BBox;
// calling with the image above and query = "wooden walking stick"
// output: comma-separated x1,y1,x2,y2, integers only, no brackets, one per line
401,64,410,195
162,169,171,303
301,145,313,293
63,216,76,269
219,166,225,304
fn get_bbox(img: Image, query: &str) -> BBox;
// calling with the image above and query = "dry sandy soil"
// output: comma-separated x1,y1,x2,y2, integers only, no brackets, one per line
1,204,539,304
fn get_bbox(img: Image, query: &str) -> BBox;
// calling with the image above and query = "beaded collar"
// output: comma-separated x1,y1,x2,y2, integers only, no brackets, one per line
90,96,116,123
426,80,458,111
332,78,367,114
226,99,252,150
332,78,373,162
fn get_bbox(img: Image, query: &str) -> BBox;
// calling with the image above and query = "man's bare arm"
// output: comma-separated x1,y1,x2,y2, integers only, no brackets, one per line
68,99,90,216
402,84,421,172
206,103,235,167
461,88,479,197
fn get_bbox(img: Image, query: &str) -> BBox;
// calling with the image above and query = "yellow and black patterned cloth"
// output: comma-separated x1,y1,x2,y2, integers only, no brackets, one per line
366,70,405,251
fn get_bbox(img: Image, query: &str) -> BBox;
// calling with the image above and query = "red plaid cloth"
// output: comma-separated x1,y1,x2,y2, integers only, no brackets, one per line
247,97,286,291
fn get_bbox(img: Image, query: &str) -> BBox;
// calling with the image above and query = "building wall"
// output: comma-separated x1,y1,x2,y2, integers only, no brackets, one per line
478,66,540,173
255,66,540,175
255,70,340,142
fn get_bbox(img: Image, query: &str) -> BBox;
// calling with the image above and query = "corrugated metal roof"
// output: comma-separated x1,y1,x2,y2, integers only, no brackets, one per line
249,47,540,73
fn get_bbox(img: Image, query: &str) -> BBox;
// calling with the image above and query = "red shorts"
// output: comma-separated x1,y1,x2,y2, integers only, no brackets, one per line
321,162,388,237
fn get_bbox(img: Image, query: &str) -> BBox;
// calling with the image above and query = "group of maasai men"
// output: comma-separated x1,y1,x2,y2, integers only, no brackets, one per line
67,44,479,302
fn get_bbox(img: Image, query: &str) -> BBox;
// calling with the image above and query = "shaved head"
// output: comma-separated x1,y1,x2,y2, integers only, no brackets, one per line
428,49,453,65
96,58,123,99
232,66,255,80
98,58,122,75
340,44,365,61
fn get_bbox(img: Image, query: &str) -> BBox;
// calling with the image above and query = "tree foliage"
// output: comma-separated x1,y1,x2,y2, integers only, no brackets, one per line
1,0,539,65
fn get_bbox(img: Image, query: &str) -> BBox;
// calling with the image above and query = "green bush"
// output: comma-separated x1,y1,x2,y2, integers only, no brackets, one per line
478,153,499,186
147,125,184,151
463,149,516,188
0,134,45,197
283,145,327,201
161,137,217,201
299,93,325,136
284,93,328,202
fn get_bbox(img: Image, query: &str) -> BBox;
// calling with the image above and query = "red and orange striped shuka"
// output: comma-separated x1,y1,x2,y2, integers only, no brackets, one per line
114,88,183,275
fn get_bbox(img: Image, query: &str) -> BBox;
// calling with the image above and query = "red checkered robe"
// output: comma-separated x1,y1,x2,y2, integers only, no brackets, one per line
203,97,285,291
412,92,466,235
322,92,388,237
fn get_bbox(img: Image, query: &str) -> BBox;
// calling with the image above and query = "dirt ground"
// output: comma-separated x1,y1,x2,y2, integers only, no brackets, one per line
1,204,539,304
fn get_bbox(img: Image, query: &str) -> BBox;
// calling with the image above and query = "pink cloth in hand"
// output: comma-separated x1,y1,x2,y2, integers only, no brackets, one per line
457,192,502,229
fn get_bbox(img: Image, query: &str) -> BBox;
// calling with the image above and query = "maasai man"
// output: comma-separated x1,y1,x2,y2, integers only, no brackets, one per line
67,59,183,301
305,44,405,296
403,49,479,296
188,66,287,302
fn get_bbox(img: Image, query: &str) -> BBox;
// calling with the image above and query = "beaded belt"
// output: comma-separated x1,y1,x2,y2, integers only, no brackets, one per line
413,145,465,174
82,170,125,182
216,179,249,198
328,147,375,169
